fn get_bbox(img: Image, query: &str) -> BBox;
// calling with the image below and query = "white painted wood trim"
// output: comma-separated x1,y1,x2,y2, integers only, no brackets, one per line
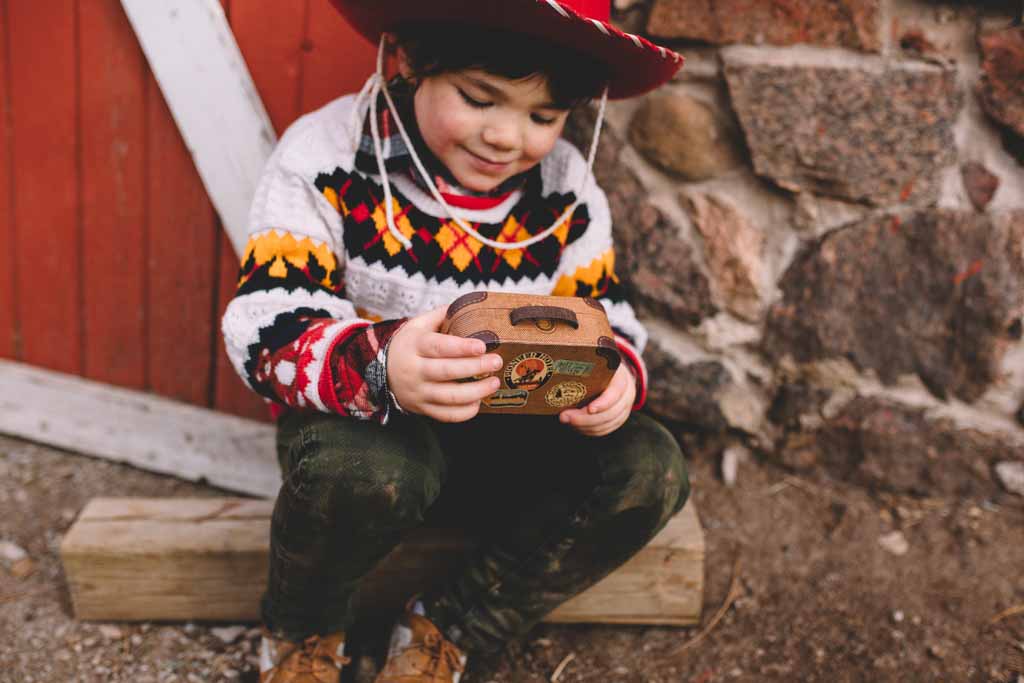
0,360,280,498
121,0,276,256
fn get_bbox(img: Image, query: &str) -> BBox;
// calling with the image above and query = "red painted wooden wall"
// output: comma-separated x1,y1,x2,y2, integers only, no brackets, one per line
0,0,376,420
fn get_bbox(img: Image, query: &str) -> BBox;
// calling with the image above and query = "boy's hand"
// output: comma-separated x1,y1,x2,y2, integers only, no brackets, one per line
559,363,636,437
387,306,503,423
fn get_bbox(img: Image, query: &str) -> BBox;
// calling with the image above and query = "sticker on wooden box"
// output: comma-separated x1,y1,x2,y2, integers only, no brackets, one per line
504,352,554,392
545,381,588,407
483,389,529,409
553,359,594,377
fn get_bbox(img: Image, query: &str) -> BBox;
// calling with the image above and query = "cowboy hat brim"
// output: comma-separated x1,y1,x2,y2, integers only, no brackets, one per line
329,0,684,99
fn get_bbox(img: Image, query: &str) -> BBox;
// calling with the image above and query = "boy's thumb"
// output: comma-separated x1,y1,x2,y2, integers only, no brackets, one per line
415,305,450,331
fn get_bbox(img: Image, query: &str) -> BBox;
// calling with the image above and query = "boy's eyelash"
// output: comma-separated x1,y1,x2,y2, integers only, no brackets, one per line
457,88,491,108
458,87,559,125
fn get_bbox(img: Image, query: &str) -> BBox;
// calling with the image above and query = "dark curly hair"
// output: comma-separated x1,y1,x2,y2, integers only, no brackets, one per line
391,23,609,109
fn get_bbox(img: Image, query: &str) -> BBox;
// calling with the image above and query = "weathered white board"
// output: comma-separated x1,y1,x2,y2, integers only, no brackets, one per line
0,360,279,498
61,497,705,625
120,0,276,256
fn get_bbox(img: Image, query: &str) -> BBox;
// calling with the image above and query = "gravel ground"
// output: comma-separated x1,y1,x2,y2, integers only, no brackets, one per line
1,431,1023,682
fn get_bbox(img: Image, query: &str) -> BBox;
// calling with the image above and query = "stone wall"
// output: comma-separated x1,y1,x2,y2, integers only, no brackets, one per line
568,1,1024,499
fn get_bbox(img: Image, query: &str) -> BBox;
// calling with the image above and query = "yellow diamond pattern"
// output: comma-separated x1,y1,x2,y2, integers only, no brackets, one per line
496,216,531,270
371,197,416,256
435,221,483,272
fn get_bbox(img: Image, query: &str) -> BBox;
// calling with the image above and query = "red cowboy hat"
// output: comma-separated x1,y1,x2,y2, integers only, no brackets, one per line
329,0,684,99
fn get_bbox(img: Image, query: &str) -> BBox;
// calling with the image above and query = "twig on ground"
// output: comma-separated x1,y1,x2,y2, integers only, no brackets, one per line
783,475,827,497
761,479,792,496
783,475,858,506
988,604,1024,626
672,555,742,656
550,652,576,682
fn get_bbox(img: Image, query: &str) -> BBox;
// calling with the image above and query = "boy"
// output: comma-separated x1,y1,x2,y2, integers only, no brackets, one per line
221,2,689,681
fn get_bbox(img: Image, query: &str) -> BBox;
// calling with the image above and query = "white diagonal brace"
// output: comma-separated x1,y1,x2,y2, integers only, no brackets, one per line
121,0,276,256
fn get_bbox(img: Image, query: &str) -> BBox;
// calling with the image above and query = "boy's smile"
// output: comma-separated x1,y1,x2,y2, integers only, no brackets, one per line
408,68,571,193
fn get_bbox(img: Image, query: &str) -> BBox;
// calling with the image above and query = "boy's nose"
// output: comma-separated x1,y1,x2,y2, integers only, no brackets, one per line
481,120,520,153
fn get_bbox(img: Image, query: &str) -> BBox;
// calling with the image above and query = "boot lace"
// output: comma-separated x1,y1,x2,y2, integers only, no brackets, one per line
289,635,351,673
420,631,465,678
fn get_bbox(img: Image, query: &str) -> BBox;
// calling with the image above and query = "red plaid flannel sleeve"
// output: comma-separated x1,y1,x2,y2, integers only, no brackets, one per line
254,317,407,423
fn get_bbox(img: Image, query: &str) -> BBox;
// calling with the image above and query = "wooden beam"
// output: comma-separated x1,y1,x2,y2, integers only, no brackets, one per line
120,0,276,256
0,359,279,498
60,497,704,626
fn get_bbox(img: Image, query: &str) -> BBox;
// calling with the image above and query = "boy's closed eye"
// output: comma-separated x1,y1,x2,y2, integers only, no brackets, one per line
457,87,491,109
456,87,561,126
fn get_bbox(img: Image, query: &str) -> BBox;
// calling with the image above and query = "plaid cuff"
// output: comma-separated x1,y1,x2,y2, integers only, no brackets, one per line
326,319,407,421
379,319,411,424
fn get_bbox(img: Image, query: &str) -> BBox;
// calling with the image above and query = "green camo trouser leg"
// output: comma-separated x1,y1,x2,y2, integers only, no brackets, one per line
260,410,689,654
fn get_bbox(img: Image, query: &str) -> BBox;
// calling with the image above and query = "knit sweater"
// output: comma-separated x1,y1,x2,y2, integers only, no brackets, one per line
221,90,649,423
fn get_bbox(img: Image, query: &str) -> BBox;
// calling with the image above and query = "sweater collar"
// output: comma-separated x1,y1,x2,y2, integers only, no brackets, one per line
353,78,536,210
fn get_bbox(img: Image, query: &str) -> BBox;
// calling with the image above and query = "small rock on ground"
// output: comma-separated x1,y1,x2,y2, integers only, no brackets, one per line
995,461,1024,496
878,530,909,556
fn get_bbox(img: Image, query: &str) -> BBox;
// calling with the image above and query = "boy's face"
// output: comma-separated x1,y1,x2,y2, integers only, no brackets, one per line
408,67,570,193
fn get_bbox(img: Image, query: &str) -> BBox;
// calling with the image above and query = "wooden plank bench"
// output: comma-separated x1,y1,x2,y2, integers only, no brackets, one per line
60,497,704,625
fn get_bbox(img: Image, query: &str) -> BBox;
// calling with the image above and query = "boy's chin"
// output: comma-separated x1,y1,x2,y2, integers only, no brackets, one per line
453,172,507,194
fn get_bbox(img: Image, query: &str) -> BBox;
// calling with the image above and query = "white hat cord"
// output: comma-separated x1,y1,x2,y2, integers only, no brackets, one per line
353,35,609,252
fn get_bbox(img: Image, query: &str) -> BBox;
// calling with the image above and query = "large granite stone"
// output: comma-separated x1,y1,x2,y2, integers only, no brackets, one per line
682,192,764,321
628,93,742,181
775,397,1023,498
764,210,1024,402
977,25,1024,139
723,56,961,205
566,107,717,328
648,0,881,52
622,204,718,327
643,342,730,430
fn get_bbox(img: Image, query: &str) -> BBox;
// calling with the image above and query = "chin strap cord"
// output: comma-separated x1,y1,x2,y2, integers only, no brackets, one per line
356,35,608,252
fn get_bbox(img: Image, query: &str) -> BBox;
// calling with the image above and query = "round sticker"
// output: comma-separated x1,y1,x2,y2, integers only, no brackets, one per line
504,352,554,392
546,381,588,408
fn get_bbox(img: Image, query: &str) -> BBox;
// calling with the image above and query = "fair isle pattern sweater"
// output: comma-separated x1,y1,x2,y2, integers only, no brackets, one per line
221,92,649,423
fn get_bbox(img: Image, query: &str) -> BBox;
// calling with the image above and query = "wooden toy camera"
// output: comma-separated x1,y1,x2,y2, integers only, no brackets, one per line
440,291,621,414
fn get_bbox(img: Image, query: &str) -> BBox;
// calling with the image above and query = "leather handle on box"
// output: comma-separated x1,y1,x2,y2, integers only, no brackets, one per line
510,305,579,329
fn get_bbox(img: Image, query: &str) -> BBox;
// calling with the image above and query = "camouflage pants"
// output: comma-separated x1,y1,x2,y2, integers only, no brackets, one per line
261,409,689,655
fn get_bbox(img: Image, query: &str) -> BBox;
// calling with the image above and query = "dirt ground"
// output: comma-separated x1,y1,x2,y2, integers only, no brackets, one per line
1,429,1023,683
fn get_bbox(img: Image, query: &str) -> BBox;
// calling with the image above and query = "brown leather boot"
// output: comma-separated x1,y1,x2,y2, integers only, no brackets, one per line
258,628,350,683
374,604,467,683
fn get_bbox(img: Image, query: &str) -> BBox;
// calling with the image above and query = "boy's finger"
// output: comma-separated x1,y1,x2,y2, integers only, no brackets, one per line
571,399,630,435
579,420,620,438
424,402,481,424
422,354,503,382
584,385,622,415
560,406,602,427
563,388,631,426
418,331,486,358
577,376,623,416
567,409,616,433
410,305,452,332
424,376,500,405
563,408,607,428
587,368,628,414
